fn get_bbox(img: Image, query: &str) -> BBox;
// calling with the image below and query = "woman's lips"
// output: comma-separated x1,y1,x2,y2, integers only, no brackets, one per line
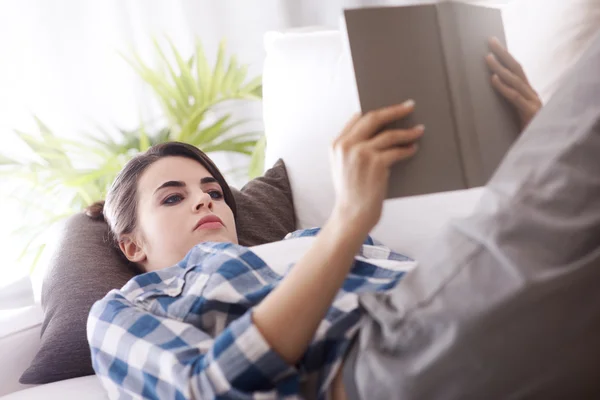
194,214,224,231
196,221,223,230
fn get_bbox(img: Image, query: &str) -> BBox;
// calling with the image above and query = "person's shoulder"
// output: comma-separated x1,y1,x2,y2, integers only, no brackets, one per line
117,242,242,293
100,263,191,310
87,287,131,325
88,266,187,321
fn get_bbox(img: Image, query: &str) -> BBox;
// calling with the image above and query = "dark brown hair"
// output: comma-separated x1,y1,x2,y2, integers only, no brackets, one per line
85,142,237,245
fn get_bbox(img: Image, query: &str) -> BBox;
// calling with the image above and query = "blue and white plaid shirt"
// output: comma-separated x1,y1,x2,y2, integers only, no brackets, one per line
87,228,412,399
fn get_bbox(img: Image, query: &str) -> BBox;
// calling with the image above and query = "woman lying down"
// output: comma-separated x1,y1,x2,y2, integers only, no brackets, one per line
87,38,545,399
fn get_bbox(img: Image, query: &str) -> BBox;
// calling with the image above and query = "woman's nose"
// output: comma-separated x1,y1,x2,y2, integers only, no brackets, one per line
194,191,213,211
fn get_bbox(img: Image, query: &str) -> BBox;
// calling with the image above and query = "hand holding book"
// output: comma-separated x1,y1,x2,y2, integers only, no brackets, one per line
486,37,543,131
330,101,423,233
343,2,536,198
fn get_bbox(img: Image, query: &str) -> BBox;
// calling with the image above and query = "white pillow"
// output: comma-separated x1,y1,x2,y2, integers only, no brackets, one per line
262,29,484,259
251,235,416,273
262,29,356,230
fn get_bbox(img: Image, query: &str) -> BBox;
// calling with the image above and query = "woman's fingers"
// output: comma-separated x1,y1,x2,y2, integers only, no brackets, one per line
379,143,419,167
486,37,542,130
369,125,425,150
345,99,415,143
491,74,536,115
488,37,529,83
486,53,538,102
339,112,362,136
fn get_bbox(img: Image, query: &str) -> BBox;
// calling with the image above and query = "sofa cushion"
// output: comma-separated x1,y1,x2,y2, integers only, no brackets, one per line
2,376,106,400
19,159,295,385
0,305,43,397
231,159,297,247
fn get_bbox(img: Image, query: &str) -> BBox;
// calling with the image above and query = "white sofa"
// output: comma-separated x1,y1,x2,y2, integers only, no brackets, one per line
2,1,599,398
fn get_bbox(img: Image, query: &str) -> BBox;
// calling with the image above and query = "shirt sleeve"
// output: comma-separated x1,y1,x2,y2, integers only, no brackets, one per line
87,290,299,399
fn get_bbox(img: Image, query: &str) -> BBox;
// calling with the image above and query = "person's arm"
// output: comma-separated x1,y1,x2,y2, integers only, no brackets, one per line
253,100,424,365
486,36,543,131
87,291,297,399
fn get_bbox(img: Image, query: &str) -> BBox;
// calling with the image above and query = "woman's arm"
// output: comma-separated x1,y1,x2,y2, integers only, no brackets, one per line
253,100,424,365
87,291,297,399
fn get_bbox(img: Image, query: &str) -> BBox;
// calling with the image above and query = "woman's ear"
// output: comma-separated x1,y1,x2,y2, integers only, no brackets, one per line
119,235,147,263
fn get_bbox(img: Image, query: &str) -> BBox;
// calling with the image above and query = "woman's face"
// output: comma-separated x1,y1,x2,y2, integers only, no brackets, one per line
120,156,237,272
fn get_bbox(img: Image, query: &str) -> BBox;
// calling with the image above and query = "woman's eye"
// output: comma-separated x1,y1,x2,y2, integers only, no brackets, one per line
163,194,183,205
208,190,223,200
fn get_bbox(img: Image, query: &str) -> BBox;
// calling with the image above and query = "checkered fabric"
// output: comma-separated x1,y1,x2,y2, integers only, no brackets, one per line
87,228,411,399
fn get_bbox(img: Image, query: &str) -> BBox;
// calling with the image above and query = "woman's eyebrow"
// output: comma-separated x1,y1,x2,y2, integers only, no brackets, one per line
154,177,219,195
200,177,219,185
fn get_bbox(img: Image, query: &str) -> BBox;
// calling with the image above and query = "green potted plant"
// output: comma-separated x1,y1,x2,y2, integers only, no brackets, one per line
0,36,266,272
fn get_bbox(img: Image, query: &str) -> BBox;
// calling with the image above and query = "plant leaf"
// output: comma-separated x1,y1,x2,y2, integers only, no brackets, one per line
248,135,266,179
250,84,263,99
194,118,253,146
201,133,259,155
14,130,71,169
0,153,19,165
28,244,46,275
238,75,262,96
166,36,201,104
195,39,212,106
121,51,187,124
191,115,229,145
230,64,248,93
13,211,71,258
178,107,208,142
75,186,94,207
16,230,45,262
63,167,110,188
208,39,226,102
152,37,190,110
139,125,151,152
221,55,238,95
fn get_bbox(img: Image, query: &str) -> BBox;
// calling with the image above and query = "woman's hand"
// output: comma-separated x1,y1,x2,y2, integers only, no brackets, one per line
486,37,542,131
330,100,424,235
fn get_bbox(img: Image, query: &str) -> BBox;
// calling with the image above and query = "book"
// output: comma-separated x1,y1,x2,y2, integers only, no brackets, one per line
342,1,521,199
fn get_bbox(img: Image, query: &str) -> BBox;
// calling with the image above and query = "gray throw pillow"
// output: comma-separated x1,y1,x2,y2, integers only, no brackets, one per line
19,158,296,384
